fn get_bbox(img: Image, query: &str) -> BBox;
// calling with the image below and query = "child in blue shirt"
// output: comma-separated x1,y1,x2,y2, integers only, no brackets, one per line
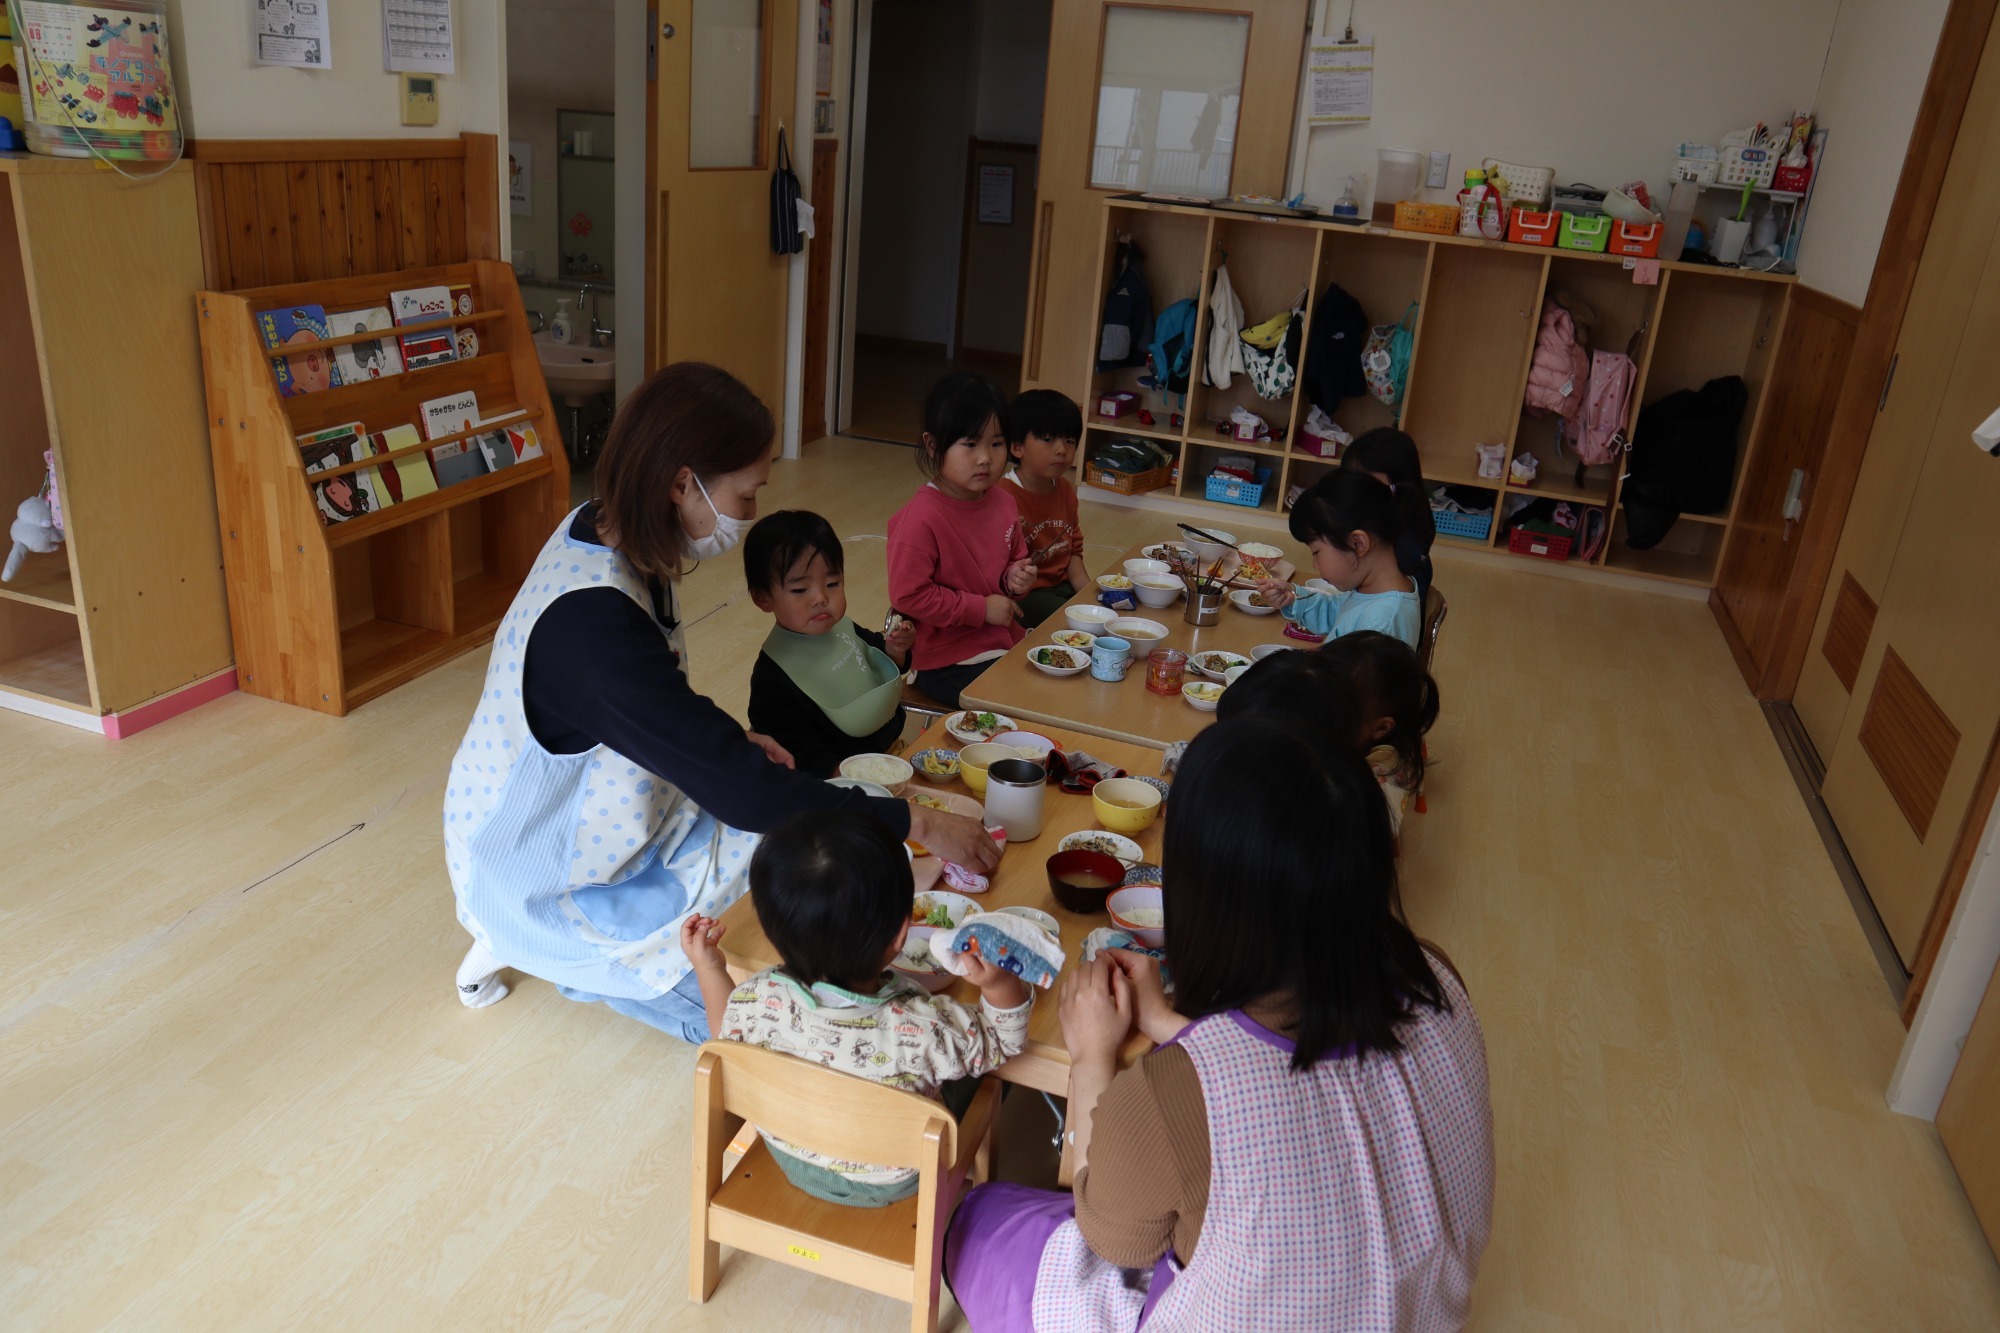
1256,470,1420,648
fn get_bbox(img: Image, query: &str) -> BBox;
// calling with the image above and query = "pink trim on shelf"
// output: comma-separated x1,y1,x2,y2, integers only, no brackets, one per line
101,669,239,740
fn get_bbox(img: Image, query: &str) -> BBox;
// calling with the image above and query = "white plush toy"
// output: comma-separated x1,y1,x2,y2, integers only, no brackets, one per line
3,496,61,583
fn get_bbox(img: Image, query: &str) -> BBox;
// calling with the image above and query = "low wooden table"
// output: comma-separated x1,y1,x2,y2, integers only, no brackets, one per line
961,541,1309,749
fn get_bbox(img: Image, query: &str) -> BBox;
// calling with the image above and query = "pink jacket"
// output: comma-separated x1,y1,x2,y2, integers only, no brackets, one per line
1524,300,1588,425
887,484,1028,671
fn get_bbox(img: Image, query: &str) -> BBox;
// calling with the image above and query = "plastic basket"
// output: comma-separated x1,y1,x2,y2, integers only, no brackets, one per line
1482,158,1554,207
1719,145,1777,188
1508,208,1558,247
1611,220,1661,257
1509,527,1572,561
1205,467,1272,507
1557,214,1612,253
1393,201,1459,236
1431,507,1492,541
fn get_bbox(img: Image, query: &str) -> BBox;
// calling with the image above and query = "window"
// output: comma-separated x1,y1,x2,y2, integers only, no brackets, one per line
1090,7,1250,197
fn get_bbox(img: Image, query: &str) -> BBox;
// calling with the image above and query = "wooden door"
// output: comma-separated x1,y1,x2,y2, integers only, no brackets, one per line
1019,0,1308,400
648,0,800,415
1940,957,2000,1257
1796,20,2000,967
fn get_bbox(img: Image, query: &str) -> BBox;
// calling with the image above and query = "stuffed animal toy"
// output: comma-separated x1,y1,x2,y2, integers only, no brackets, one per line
4,496,61,582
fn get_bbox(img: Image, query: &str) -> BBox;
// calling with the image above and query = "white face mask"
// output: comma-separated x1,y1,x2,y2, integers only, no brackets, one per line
686,474,747,560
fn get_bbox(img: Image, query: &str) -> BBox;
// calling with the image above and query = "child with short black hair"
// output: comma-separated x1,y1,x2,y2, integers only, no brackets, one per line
743,510,912,778
680,811,1031,1207
1255,469,1420,648
997,389,1088,628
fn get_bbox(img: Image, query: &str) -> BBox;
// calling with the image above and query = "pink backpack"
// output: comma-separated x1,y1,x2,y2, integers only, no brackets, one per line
1574,350,1636,465
1522,299,1588,426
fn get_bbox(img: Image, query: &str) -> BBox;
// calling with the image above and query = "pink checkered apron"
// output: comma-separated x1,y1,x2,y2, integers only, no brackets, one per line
948,967,1493,1331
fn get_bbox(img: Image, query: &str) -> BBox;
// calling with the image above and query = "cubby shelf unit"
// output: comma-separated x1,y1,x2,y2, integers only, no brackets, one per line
1076,198,1795,590
198,259,569,716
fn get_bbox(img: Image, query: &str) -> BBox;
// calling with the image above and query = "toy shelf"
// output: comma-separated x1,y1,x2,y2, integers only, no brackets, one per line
198,259,569,715
1075,197,1796,589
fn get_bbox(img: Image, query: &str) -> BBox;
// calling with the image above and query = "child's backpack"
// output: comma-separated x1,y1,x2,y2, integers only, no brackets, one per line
1096,242,1153,371
1523,298,1589,425
1623,375,1748,548
1303,282,1368,416
1146,298,1200,397
1573,349,1636,465
1237,297,1303,400
1362,302,1418,409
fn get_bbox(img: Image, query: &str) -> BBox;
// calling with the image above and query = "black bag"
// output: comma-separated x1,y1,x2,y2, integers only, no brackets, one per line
1096,240,1153,371
769,129,803,256
1302,282,1368,417
1623,375,1748,548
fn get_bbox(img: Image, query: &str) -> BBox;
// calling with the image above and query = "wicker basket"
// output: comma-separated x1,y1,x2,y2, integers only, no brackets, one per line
1087,462,1173,496
1481,158,1554,207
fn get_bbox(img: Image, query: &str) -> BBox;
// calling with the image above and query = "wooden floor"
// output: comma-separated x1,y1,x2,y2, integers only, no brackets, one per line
5,436,1999,1329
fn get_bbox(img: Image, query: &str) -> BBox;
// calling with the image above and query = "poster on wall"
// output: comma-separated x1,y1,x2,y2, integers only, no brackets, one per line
814,0,833,96
508,140,532,216
977,164,1013,225
382,0,453,74
255,0,333,69
1307,35,1372,125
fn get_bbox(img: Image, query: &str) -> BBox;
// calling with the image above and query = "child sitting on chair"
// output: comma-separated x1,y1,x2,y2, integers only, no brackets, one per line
996,389,1088,629
680,810,1031,1207
744,510,914,779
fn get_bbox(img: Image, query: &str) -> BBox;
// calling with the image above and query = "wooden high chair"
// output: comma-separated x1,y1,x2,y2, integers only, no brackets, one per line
689,1042,1000,1333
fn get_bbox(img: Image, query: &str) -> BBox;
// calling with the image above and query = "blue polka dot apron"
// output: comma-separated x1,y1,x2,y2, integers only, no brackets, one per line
442,508,759,1003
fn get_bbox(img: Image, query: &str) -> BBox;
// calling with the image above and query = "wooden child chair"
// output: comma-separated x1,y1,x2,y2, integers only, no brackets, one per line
689,1041,1000,1333
1414,584,1448,814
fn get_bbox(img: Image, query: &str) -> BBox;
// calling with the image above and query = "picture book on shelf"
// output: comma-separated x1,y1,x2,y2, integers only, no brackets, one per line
390,284,459,370
420,391,493,489
371,424,439,504
448,283,481,360
479,422,546,470
327,306,403,383
297,422,392,525
257,305,344,397
477,430,517,472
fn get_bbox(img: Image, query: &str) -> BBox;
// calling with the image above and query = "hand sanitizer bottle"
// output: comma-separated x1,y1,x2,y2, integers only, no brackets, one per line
550,298,574,345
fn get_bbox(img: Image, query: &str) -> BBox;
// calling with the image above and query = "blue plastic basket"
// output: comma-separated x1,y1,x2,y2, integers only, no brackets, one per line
1206,467,1273,508
1431,506,1493,541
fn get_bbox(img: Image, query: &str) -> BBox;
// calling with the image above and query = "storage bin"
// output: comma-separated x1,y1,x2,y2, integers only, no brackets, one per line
1557,214,1612,253
1482,158,1554,207
1096,390,1138,418
1431,506,1493,541
1610,220,1661,257
1205,467,1272,507
1719,145,1777,188
1508,527,1572,561
1296,428,1341,460
1772,160,1812,194
1392,201,1459,236
1507,208,1558,247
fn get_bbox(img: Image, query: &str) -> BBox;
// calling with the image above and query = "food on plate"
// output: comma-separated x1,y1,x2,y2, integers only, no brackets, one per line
1052,630,1095,649
912,895,959,928
1197,652,1246,674
1098,574,1133,590
1185,682,1224,703
1144,543,1194,564
910,792,955,812
917,750,960,778
843,754,910,785
1067,834,1133,859
1033,647,1080,669
954,710,1005,739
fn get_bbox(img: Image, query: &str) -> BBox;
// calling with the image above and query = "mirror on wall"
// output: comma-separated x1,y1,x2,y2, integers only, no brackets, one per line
557,108,616,281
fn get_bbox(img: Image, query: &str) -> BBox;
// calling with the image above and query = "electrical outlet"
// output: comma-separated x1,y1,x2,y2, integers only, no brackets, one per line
1425,152,1451,190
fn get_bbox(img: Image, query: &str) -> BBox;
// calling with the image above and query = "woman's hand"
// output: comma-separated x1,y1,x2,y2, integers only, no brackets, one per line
1254,577,1296,611
746,730,796,768
1104,950,1186,1045
984,593,1023,627
1003,558,1038,598
1059,955,1133,1067
908,805,1002,872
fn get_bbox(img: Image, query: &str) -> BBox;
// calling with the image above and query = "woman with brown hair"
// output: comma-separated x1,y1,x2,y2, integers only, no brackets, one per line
442,363,999,1041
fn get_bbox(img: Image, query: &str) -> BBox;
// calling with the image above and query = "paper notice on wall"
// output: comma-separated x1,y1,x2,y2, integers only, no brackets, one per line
256,0,332,69
383,0,453,74
1308,37,1372,125
977,164,1014,225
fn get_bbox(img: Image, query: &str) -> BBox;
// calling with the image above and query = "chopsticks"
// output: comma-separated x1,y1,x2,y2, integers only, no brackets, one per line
1177,522,1241,551
1167,546,1230,597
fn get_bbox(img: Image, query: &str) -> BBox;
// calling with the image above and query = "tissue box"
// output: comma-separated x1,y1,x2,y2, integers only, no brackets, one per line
1096,390,1138,419
1297,427,1342,459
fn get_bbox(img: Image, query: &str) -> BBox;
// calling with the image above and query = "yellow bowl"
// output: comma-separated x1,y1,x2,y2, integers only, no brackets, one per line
1092,777,1162,834
958,742,1017,798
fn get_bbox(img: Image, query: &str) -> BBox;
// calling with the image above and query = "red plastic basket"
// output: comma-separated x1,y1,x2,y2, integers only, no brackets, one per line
1508,527,1572,561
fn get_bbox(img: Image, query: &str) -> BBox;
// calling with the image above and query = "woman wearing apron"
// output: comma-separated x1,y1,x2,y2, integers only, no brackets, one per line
946,716,1494,1330
443,363,999,1042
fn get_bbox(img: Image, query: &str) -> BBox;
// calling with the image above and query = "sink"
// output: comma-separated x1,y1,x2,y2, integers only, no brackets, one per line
534,331,615,406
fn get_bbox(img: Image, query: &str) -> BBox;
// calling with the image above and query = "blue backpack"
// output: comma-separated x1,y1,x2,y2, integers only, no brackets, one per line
1147,298,1200,398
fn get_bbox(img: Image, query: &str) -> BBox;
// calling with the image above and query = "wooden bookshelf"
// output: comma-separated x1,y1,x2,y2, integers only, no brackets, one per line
198,259,569,715
1077,198,1796,590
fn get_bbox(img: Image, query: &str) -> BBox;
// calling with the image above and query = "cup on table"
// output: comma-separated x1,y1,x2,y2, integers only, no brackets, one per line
983,757,1048,842
1184,589,1224,626
1145,648,1189,696
1090,635,1132,681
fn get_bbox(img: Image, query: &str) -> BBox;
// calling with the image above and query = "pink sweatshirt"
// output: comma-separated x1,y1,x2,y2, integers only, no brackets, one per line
886,483,1029,671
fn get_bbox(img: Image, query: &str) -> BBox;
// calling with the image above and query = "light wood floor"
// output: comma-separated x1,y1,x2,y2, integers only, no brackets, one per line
6,436,1999,1329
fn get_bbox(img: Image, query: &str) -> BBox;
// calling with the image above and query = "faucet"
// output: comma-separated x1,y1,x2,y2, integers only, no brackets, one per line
576,282,612,348
525,308,546,334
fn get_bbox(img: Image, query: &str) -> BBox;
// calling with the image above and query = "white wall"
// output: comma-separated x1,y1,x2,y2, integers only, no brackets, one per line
1793,0,1951,306
614,0,647,406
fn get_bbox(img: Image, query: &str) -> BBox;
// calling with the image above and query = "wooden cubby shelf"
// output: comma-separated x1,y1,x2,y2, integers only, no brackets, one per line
1074,198,1797,590
199,259,569,716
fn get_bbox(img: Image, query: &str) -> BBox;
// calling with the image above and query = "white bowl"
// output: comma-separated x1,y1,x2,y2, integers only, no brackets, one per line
1107,617,1170,658
1097,573,1134,593
992,729,1058,760
913,889,985,927
1050,629,1098,652
1106,886,1166,949
1224,663,1253,687
827,777,893,798
837,752,912,794
1132,575,1184,609
1123,558,1170,579
1143,543,1194,566
993,905,1059,937
1251,642,1298,661
1190,649,1251,680
1064,603,1119,634
1182,680,1225,712
1185,528,1237,565
1028,645,1090,677
1059,829,1144,864
1237,541,1284,563
1227,587,1278,617
1303,577,1338,598
889,926,956,992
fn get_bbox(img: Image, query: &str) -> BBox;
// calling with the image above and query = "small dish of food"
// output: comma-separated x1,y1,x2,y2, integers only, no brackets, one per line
1121,861,1163,887
1097,573,1134,592
889,926,955,992
826,777,893,798
838,752,912,794
912,890,984,928
1106,886,1165,949
1045,849,1126,914
1143,543,1195,566
993,904,1060,937
1059,830,1143,865
1122,558,1170,580
1191,650,1251,680
1234,541,1285,582
992,729,1058,760
946,709,1014,745
1050,629,1097,652
906,786,982,820
1182,680,1226,712
1029,645,1089,677
908,747,961,779
1227,587,1279,617
1092,777,1163,833
1064,603,1119,634
1132,575,1184,610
